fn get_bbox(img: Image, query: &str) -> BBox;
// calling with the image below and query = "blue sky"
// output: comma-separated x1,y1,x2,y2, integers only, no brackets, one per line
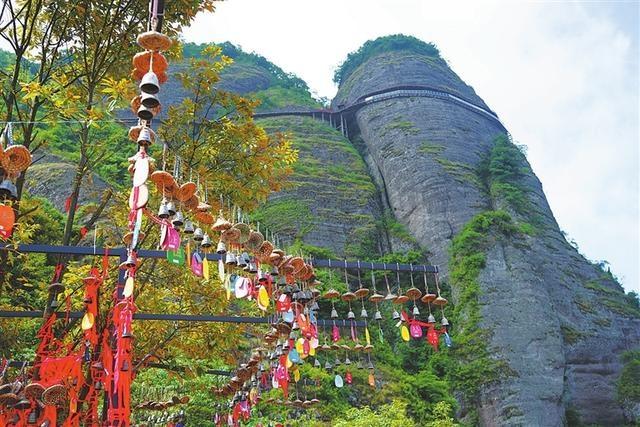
185,1,639,293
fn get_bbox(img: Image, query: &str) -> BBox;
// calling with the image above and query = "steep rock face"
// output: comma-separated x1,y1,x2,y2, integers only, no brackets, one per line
254,116,385,257
335,49,640,425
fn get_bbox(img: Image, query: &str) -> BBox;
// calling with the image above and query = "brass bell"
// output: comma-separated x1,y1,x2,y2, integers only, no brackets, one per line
412,305,420,316
193,227,204,241
139,71,160,94
360,308,368,318
392,310,400,320
441,316,449,326
136,126,154,145
166,201,176,216
428,314,436,323
216,240,226,254
374,310,382,320
183,219,194,234
331,308,338,318
137,104,154,121
225,252,237,265
158,201,170,218
0,179,17,200
201,234,212,248
140,92,160,108
347,310,355,320
171,211,184,227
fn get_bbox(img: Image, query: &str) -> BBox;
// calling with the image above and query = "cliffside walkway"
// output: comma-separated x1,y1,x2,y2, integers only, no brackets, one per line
253,85,506,137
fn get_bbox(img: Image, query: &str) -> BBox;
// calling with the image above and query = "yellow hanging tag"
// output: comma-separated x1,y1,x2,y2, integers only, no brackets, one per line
258,286,270,310
401,324,410,342
365,327,371,346
81,312,94,331
295,338,305,354
293,368,300,383
186,242,191,267
123,276,135,298
203,257,210,280
368,372,375,387
286,356,293,369
309,345,316,357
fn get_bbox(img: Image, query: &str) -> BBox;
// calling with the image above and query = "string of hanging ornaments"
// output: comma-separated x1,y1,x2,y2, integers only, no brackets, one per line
0,3,452,427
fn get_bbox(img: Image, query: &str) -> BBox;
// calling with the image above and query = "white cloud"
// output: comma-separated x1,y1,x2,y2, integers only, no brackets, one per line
184,0,639,291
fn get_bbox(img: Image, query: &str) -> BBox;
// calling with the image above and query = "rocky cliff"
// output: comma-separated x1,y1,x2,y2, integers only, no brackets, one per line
331,39,640,425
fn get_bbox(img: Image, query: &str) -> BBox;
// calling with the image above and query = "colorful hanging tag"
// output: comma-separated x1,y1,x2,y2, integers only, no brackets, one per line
123,276,135,298
332,324,340,342
368,372,375,387
257,286,269,311
165,225,180,250
218,259,225,282
410,323,423,338
444,332,452,348
334,374,343,388
167,247,185,265
191,252,203,277
203,256,210,280
365,327,371,346
345,371,352,385
401,324,410,342
0,205,15,239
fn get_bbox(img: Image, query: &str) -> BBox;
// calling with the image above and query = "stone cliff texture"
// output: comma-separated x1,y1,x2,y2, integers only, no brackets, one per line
333,48,640,425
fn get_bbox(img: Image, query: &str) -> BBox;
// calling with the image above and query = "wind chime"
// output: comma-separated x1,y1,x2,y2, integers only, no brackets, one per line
0,123,32,239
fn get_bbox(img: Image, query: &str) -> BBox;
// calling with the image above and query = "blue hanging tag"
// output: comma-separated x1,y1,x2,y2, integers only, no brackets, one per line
444,332,452,348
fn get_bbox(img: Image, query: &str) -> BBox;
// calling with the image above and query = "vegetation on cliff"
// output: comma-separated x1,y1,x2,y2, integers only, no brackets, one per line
334,34,440,85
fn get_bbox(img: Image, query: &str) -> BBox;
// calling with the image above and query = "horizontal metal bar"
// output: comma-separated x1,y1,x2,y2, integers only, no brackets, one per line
6,361,233,376
2,244,438,273
0,311,365,327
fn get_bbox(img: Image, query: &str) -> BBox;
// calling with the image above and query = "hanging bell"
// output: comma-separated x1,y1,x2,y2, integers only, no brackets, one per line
140,92,160,108
172,211,184,227
367,361,375,370
201,234,212,248
258,270,268,282
50,298,60,309
216,240,227,254
166,201,176,216
183,219,194,234
344,356,351,365
248,262,258,274
193,227,204,241
334,356,341,366
347,310,355,320
360,308,368,318
331,307,338,318
441,316,449,326
392,310,400,320
324,361,332,371
27,409,38,424
121,360,130,372
374,310,382,320
139,71,160,94
412,305,420,316
225,252,237,265
137,104,155,121
314,359,321,368
428,313,436,323
122,324,133,339
270,266,279,277
157,201,170,218
119,253,137,269
137,126,154,145
0,179,17,200
309,301,319,311
237,252,249,268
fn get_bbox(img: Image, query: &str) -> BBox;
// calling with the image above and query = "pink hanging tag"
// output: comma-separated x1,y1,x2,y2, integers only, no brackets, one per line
191,253,203,277
332,324,340,342
410,323,423,338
